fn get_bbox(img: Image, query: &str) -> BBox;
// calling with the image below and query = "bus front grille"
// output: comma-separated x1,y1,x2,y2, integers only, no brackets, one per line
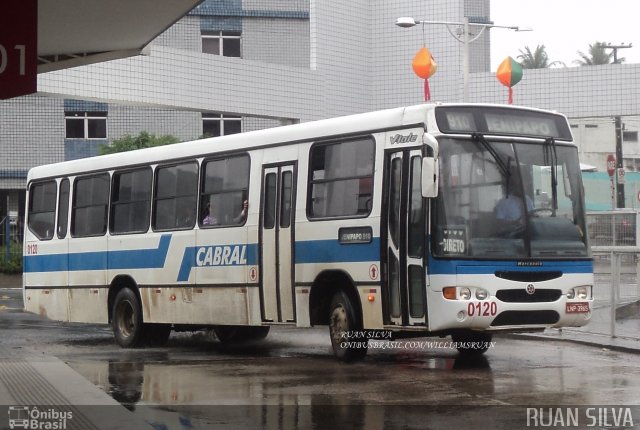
496,289,562,303
491,310,560,326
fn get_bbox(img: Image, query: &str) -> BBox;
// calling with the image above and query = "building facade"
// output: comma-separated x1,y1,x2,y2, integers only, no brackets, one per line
1,0,639,220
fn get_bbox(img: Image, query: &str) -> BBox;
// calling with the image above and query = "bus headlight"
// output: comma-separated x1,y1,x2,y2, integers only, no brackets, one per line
576,286,591,300
568,286,592,300
459,288,471,300
475,289,488,300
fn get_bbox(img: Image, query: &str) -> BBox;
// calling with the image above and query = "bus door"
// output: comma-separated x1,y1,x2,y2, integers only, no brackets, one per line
260,163,296,322
384,149,427,327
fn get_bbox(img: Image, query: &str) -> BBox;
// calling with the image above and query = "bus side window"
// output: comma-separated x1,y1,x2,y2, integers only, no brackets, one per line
72,174,110,237
57,179,70,239
153,162,198,231
28,181,57,240
200,155,250,228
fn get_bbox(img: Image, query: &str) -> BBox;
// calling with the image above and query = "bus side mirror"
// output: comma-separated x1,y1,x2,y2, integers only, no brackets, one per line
421,157,438,198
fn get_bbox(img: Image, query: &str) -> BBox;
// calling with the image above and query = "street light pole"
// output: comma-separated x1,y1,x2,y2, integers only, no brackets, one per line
462,16,469,102
395,17,531,102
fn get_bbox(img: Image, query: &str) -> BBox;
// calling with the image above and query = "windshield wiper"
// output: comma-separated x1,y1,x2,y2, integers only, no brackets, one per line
544,137,559,212
471,133,511,178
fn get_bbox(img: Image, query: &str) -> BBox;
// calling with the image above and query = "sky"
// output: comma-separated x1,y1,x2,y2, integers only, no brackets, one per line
490,0,639,70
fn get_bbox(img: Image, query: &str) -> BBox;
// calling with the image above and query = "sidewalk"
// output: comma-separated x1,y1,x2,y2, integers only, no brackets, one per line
513,303,640,353
0,276,154,430
0,352,153,430
0,273,20,288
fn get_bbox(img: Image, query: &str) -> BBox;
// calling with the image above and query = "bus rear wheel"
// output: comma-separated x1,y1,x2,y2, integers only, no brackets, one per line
112,288,146,348
329,291,367,362
451,331,493,356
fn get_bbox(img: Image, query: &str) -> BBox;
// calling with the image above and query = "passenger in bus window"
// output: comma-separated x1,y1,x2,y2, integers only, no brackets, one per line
202,203,218,225
202,200,248,226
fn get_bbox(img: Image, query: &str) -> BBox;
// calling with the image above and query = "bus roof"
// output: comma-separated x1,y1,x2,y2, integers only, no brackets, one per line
27,103,568,181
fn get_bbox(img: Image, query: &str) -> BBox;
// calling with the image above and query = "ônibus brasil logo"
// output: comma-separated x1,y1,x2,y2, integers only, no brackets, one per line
7,406,73,430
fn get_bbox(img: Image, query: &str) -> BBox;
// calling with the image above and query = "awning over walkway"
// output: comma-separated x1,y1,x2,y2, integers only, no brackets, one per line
37,0,202,73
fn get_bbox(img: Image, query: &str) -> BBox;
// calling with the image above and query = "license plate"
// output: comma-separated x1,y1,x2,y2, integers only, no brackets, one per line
566,302,590,313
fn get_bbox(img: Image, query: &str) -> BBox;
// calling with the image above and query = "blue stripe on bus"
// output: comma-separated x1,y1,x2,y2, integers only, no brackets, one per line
428,257,593,275
24,234,172,273
295,238,380,264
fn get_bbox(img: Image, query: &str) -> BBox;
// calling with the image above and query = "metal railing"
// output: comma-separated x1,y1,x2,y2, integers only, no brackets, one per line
570,212,640,339
588,247,640,339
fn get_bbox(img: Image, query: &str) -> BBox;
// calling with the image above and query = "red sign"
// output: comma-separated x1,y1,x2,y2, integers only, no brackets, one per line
0,0,37,100
606,154,616,177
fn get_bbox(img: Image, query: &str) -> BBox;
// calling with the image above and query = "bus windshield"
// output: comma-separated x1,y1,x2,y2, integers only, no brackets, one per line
433,137,589,259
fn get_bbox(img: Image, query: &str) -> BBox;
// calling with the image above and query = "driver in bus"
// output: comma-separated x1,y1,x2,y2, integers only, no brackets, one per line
494,179,533,222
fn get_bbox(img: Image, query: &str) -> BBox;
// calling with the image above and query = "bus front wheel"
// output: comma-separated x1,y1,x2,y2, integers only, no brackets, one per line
112,288,146,348
329,291,367,362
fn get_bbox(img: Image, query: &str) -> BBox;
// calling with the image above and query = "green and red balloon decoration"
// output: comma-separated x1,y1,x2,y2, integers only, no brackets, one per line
412,47,438,101
496,56,523,104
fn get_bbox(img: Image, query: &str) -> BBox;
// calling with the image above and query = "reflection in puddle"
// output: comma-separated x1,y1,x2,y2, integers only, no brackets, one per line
68,351,494,429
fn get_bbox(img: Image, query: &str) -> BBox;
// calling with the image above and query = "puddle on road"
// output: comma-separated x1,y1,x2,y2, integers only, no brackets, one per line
64,336,496,430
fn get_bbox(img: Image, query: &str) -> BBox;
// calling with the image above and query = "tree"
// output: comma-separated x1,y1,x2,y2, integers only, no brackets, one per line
517,45,564,69
100,131,180,155
574,42,623,66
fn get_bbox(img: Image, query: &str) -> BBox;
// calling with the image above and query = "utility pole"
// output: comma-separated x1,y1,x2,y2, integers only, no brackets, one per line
604,43,633,64
615,116,625,208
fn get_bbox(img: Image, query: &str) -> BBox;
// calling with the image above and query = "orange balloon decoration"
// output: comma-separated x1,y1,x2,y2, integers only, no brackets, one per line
496,56,523,104
412,47,438,101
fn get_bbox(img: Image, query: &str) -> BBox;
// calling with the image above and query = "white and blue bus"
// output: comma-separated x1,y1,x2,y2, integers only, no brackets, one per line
23,103,593,361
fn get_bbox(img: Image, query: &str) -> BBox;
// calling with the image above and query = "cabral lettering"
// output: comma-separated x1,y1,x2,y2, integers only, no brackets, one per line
196,245,247,267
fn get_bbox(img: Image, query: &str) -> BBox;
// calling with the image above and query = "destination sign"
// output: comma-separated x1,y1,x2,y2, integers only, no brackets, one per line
339,227,373,244
435,106,572,140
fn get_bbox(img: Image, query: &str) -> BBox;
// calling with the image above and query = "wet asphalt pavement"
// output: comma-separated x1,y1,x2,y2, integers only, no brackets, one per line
2,287,640,429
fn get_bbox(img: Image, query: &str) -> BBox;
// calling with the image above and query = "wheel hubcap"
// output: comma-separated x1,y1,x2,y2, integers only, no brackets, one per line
330,305,348,346
116,300,135,338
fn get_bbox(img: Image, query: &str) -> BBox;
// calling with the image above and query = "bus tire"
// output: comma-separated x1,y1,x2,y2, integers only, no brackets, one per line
112,288,146,348
329,291,367,362
213,325,270,344
451,331,493,356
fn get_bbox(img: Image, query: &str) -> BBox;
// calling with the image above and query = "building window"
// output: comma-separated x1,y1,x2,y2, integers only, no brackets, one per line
202,113,242,137
623,130,638,142
65,111,107,139
201,31,241,57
